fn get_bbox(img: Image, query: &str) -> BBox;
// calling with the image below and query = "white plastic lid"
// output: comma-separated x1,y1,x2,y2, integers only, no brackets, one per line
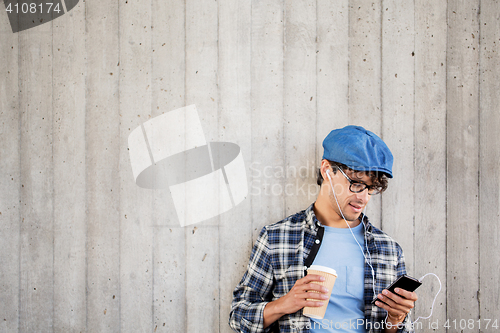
307,265,337,277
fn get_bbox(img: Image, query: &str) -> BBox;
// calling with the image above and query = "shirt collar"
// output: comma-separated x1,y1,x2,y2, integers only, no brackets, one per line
305,202,374,235
304,203,322,229
359,213,372,233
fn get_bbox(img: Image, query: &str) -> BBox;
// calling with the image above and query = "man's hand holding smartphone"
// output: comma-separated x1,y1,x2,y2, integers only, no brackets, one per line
373,275,421,330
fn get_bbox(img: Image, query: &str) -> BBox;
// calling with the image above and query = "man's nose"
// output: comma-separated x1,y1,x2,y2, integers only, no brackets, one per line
355,188,370,203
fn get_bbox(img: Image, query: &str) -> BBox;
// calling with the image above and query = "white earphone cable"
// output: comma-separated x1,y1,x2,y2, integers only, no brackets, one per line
412,273,442,322
326,169,377,298
384,273,441,330
326,168,442,331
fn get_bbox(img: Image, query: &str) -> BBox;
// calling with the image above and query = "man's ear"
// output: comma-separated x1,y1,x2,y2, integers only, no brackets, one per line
320,159,332,180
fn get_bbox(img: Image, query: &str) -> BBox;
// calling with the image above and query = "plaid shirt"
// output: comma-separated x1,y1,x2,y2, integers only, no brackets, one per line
229,203,414,333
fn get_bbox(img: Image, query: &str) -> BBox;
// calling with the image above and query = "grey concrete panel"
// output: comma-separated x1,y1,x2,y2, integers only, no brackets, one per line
186,226,219,332
348,0,383,130
217,0,252,331
18,24,54,332
413,0,448,329
52,2,87,332
154,227,187,332
185,0,219,331
479,0,500,323
118,0,154,331
446,0,480,323
150,0,187,330
150,0,186,227
0,12,20,333
381,0,416,272
185,0,219,226
249,0,285,239
316,0,349,154
283,0,317,216
85,0,121,331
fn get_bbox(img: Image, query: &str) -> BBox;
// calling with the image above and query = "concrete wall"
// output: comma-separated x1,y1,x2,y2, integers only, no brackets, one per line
0,0,499,332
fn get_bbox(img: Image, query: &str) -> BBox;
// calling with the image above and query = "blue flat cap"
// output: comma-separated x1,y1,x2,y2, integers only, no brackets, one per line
322,125,393,178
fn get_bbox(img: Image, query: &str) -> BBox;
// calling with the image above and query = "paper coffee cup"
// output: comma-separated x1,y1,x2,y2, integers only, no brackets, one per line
303,265,337,319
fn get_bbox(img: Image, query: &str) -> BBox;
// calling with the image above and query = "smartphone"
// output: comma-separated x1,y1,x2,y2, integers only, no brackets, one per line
372,274,422,305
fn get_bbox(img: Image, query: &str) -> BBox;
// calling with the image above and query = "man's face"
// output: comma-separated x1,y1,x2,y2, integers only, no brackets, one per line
325,166,374,222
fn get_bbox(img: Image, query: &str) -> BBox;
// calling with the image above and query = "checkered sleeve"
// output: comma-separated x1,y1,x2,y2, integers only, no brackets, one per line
229,227,276,333
395,246,415,333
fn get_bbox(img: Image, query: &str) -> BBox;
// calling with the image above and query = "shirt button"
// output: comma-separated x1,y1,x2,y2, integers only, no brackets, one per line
315,239,320,244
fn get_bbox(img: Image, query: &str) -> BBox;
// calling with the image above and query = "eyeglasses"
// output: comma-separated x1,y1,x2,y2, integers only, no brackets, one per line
336,166,382,195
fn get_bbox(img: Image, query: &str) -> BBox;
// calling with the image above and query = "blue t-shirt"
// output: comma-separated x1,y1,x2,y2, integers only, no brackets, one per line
310,223,366,333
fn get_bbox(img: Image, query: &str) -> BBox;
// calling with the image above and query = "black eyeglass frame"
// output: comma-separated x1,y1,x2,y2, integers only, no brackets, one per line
335,166,382,195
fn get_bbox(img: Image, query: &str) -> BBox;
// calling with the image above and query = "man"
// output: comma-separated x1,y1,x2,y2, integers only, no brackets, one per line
229,125,418,333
